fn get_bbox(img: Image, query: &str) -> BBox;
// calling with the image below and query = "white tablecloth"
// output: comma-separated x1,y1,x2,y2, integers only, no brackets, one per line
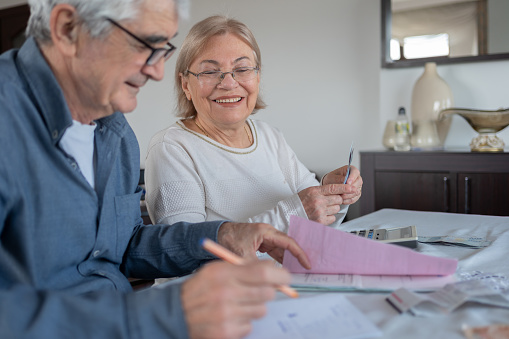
328,209,509,339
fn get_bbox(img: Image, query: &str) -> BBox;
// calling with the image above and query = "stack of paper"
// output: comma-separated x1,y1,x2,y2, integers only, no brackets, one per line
283,216,458,276
291,273,456,292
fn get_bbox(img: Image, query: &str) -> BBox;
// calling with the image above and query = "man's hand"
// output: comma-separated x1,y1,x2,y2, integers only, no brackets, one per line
181,260,291,339
217,222,311,270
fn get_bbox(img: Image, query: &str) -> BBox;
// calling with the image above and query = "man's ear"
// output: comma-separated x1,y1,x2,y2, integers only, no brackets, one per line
49,4,81,57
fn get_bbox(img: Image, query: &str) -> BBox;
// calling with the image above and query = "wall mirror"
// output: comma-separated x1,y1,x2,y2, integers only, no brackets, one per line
382,0,509,68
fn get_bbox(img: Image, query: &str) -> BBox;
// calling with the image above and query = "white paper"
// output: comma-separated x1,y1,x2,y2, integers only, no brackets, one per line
245,294,381,339
291,273,456,292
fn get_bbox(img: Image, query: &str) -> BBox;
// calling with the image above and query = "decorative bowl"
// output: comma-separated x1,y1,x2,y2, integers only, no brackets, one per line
438,107,509,152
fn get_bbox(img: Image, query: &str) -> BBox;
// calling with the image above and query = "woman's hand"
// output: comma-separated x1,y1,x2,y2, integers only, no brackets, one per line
297,184,346,225
297,166,362,225
322,165,363,205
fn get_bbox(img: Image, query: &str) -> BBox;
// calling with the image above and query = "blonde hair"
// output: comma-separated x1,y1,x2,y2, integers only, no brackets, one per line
174,15,266,118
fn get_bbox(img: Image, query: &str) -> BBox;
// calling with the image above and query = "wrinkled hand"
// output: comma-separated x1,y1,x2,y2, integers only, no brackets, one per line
217,222,311,270
298,184,349,225
297,165,362,226
322,165,362,205
182,260,291,339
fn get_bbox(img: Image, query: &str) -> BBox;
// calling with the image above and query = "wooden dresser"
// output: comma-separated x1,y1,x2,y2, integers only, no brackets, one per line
360,150,509,217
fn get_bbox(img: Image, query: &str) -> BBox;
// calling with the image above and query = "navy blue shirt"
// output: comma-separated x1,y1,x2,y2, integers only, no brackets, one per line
0,38,224,338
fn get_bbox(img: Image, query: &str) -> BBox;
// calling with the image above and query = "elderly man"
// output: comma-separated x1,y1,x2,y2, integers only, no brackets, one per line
0,0,310,338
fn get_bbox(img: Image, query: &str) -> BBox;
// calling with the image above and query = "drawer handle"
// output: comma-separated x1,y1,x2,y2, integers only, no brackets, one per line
443,177,449,212
464,177,470,214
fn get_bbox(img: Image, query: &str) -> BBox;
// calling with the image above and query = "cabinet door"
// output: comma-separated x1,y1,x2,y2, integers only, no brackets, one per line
374,172,456,213
457,173,509,216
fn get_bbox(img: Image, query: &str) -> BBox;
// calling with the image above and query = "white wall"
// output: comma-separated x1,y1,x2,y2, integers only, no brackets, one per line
128,0,380,180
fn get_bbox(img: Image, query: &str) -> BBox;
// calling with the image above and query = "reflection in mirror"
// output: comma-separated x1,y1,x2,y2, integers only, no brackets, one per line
382,0,509,68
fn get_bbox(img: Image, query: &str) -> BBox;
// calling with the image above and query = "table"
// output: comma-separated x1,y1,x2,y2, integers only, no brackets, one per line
334,208,509,339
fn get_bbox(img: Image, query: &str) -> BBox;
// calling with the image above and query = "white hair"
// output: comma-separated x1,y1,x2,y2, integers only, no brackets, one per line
26,0,189,43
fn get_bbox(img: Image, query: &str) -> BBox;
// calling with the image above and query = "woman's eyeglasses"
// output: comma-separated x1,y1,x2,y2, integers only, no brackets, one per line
186,67,259,85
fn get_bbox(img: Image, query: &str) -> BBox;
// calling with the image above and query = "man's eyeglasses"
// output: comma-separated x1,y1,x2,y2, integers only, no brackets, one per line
186,67,259,85
106,18,176,66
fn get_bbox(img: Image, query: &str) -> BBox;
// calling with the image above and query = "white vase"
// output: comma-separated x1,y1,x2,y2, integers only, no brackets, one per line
410,62,454,148
382,120,396,150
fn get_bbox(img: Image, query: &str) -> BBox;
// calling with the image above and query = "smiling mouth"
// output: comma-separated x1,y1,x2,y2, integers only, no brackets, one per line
214,97,242,103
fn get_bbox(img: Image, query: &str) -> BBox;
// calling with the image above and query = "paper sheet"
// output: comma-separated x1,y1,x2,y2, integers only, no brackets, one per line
245,294,381,339
291,273,456,292
283,216,457,276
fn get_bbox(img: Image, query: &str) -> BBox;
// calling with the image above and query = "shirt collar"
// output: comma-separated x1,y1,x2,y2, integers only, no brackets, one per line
17,37,72,144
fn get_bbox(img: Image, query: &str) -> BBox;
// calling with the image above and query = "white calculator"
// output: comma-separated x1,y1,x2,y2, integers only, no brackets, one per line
349,225,418,248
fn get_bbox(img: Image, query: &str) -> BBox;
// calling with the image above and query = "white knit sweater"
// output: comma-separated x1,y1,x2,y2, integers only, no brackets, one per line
144,119,347,233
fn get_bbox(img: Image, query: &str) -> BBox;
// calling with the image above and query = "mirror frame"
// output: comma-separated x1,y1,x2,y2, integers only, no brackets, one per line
381,0,509,68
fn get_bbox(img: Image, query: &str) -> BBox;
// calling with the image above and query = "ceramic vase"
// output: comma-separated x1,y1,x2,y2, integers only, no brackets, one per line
382,120,397,149
410,62,454,148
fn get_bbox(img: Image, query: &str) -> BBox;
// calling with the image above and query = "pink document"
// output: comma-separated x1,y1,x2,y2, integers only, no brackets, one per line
282,216,457,276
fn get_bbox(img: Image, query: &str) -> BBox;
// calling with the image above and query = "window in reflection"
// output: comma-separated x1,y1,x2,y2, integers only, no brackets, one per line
390,34,450,60
392,1,478,59
404,33,450,59
390,39,401,60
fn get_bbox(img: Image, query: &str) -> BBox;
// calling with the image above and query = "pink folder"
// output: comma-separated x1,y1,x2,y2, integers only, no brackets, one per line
283,216,457,276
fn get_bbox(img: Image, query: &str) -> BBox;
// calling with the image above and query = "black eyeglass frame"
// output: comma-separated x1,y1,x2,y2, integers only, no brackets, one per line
106,18,176,66
186,67,260,83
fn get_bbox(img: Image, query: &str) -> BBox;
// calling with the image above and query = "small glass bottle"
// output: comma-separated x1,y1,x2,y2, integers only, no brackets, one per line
394,107,411,151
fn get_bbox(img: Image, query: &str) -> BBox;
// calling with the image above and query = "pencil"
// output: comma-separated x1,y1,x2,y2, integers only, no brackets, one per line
200,238,299,298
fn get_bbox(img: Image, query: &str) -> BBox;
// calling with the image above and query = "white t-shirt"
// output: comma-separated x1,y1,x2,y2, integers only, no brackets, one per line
145,119,347,233
58,120,96,188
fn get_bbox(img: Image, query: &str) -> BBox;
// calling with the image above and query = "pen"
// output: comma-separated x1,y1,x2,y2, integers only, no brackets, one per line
343,141,354,184
200,238,299,298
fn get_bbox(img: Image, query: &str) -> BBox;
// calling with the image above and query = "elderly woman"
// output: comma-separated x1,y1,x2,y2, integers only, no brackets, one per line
144,15,362,233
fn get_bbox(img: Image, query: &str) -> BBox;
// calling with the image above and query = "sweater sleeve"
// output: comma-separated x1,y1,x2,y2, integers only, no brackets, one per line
242,192,348,232
243,193,307,233
145,133,208,225
121,219,223,279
